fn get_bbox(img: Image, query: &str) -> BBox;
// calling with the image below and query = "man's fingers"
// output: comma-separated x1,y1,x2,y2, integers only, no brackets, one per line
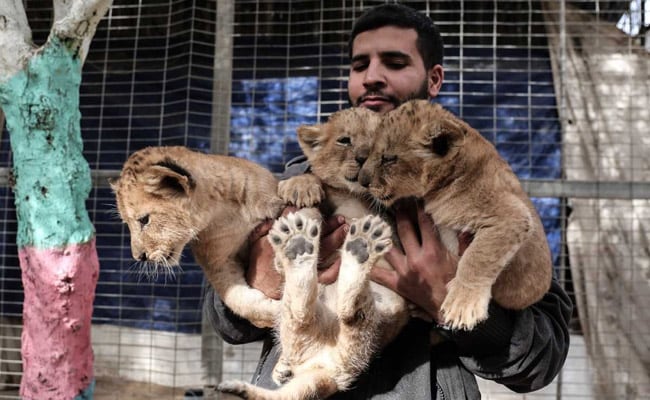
458,231,473,256
384,246,409,275
249,219,273,243
246,237,283,300
281,205,298,217
322,214,346,236
369,266,398,291
416,205,439,243
251,206,298,243
317,257,341,285
394,206,419,254
319,223,348,258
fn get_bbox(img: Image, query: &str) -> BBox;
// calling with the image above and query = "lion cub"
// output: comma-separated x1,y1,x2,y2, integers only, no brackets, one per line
216,108,410,400
359,100,553,330
111,146,286,328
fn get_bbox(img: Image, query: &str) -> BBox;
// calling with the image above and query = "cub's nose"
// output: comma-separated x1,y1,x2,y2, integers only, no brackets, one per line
358,170,371,188
354,147,369,166
138,252,147,262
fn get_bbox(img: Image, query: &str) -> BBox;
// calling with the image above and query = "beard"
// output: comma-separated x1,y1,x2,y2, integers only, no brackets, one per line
349,79,430,110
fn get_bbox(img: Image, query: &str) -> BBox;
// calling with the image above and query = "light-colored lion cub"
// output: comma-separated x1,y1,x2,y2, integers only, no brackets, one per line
359,100,553,330
217,108,410,400
111,146,286,329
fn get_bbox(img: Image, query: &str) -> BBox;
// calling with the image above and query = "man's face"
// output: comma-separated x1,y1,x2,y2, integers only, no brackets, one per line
348,26,442,114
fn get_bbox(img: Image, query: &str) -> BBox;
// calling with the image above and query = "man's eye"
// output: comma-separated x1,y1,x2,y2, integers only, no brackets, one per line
386,62,407,70
337,136,352,146
351,63,368,72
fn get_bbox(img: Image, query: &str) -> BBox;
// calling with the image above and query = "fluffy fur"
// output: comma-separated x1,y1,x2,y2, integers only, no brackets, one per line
359,100,553,330
216,108,410,400
111,146,284,328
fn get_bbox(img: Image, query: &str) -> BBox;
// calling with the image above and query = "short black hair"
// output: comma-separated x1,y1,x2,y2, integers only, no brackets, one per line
348,3,444,69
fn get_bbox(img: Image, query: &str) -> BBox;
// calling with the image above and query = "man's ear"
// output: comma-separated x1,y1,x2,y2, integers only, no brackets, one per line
142,161,194,197
296,124,325,157
427,64,444,98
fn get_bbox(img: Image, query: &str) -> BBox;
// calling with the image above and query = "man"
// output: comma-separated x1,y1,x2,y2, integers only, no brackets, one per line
205,4,572,398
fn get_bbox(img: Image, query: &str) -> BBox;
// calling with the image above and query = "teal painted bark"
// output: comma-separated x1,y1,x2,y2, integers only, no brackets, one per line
73,377,95,400
0,36,95,249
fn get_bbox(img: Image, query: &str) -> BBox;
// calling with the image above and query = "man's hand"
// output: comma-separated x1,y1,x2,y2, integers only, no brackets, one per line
246,207,347,300
370,201,471,323
246,217,283,300
316,215,347,284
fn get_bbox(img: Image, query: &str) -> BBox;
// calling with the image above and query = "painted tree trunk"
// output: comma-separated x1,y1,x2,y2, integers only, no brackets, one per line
0,36,98,399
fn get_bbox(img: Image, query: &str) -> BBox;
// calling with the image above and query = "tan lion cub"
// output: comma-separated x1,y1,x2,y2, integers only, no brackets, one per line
217,108,410,400
111,146,285,329
359,99,553,330
113,143,404,400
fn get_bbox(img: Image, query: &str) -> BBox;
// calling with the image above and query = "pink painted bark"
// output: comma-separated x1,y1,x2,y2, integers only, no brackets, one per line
19,239,99,400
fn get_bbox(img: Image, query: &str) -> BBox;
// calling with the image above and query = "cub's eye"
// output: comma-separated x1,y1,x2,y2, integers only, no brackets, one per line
336,136,352,146
381,155,397,165
138,214,150,228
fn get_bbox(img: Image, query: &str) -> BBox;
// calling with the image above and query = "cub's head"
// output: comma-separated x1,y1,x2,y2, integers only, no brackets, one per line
359,100,468,205
111,147,198,269
296,107,381,193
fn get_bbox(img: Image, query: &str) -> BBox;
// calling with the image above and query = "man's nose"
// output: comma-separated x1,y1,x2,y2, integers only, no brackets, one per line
363,61,385,88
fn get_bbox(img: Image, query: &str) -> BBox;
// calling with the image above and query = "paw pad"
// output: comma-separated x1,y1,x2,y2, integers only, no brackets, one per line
268,212,321,264
344,215,392,265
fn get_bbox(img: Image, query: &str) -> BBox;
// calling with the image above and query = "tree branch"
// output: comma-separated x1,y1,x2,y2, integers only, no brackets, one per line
53,0,74,27
51,0,113,64
0,0,34,81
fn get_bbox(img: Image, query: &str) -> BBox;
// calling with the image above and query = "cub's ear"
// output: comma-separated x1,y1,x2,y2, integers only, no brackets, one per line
427,118,467,157
108,177,119,193
142,161,195,197
109,168,136,193
296,124,325,156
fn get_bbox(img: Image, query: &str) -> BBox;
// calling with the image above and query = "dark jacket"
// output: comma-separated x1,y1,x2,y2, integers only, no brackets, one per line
204,157,573,399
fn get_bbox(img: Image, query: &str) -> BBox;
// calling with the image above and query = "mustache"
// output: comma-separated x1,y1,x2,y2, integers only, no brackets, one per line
356,91,400,107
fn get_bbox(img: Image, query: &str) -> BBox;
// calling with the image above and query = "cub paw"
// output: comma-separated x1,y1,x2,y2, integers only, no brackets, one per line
268,212,320,268
344,215,392,267
440,279,492,330
217,380,250,399
272,358,294,385
278,174,324,207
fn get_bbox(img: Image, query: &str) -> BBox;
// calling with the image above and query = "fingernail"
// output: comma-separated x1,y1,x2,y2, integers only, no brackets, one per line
343,224,350,233
337,216,346,224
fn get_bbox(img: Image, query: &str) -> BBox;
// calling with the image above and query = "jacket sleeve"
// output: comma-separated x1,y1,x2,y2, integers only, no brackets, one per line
449,279,573,392
203,285,271,345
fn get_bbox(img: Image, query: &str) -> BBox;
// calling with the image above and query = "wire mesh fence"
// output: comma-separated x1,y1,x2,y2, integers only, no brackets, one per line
1,0,649,399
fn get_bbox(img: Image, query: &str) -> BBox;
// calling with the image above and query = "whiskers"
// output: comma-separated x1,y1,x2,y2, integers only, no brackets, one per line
104,203,122,221
128,258,184,284
187,227,200,243
362,192,387,215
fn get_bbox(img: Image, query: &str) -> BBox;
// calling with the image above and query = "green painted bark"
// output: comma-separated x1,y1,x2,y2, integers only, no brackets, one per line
0,36,95,249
